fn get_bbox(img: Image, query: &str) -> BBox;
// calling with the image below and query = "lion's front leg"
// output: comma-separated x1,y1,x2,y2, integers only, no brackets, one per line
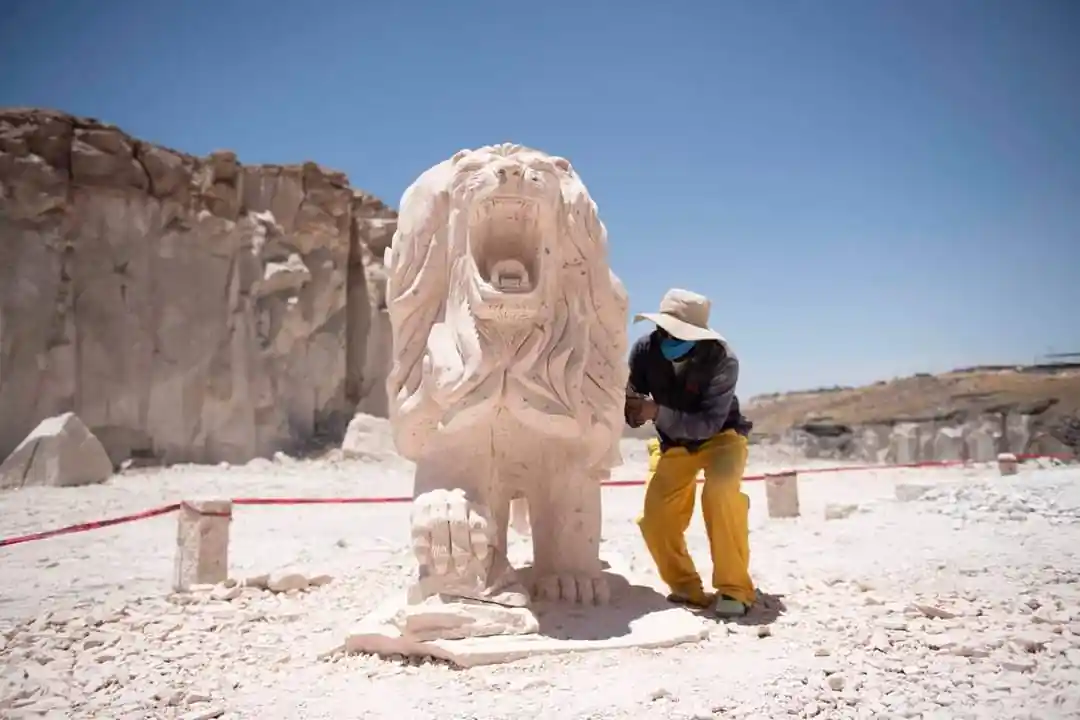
410,437,529,607
410,488,493,594
524,459,610,606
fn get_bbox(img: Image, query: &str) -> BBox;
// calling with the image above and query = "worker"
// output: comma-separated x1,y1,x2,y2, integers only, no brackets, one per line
624,288,756,618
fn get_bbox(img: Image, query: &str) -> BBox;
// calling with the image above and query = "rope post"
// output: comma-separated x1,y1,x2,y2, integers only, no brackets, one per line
764,470,800,519
173,499,233,592
997,453,1019,477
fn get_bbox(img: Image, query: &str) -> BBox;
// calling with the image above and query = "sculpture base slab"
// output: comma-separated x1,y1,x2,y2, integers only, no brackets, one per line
344,554,711,668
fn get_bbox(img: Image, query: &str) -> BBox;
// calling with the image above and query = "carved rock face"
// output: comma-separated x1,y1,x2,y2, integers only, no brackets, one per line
0,108,398,465
384,142,629,463
373,143,633,646
447,144,575,324
466,197,548,318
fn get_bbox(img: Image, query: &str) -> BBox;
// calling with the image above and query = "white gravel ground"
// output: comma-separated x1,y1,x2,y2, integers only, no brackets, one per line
1,439,1078,720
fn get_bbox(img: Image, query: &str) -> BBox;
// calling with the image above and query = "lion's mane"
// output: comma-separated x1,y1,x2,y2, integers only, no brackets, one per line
384,143,628,465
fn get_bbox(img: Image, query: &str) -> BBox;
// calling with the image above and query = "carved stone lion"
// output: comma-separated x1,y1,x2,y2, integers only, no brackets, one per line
384,143,629,609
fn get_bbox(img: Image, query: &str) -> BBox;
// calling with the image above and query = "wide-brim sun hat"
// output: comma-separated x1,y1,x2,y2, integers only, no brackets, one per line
633,288,725,343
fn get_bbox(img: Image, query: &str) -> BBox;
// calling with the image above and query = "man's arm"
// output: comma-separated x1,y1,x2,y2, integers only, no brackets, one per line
624,337,651,427
655,354,739,440
626,336,651,397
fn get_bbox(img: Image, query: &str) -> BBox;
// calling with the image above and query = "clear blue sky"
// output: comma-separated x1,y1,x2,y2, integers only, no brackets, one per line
3,0,1078,398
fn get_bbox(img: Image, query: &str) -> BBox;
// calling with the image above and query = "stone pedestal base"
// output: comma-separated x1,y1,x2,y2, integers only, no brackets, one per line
765,471,800,519
172,499,232,592
344,553,710,668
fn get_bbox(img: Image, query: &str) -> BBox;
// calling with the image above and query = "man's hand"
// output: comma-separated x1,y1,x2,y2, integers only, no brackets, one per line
624,396,645,428
625,395,659,426
638,399,659,422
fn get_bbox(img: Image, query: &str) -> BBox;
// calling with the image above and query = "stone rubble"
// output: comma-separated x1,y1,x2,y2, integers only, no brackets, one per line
823,503,860,520
722,583,1080,720
1,454,1077,718
0,574,342,720
909,480,1080,526
3,569,1079,719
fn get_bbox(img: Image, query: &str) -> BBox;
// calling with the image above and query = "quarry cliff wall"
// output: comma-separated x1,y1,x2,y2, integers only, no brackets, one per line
0,108,397,465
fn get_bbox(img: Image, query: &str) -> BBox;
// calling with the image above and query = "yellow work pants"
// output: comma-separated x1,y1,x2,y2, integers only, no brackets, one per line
637,430,755,606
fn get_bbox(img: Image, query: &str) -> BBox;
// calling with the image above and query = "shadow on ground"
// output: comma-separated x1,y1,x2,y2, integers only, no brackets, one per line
730,590,787,627
533,574,676,641
675,589,787,627
515,562,677,642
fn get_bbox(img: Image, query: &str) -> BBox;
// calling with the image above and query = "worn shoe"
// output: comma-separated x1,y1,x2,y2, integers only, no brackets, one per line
713,594,750,618
666,589,714,609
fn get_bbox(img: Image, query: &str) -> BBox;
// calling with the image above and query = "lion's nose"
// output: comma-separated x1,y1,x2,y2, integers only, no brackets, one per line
495,164,523,184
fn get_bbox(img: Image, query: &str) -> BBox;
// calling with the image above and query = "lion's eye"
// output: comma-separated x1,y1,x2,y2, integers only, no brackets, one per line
458,162,486,174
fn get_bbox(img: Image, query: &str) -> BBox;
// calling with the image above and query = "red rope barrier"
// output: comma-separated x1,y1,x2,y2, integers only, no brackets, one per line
608,458,971,489
0,503,181,549
0,454,1072,549
231,496,413,506
180,501,234,519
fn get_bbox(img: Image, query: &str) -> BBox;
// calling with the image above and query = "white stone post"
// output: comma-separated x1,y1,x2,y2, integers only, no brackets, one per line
173,499,233,592
764,471,800,519
997,453,1019,477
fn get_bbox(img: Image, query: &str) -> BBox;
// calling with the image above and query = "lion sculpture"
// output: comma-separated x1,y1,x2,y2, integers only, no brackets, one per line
384,143,629,611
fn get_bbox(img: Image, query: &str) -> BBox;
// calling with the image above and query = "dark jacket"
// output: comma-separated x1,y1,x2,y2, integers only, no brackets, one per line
626,331,753,452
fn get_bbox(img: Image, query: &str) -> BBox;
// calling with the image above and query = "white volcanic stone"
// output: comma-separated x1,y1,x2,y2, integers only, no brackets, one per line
0,413,113,490
364,142,638,653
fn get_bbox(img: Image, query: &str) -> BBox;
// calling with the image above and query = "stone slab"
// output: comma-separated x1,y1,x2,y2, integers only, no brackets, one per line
343,554,711,668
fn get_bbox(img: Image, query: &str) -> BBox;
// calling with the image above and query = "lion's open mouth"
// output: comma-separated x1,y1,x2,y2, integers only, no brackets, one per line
469,198,546,295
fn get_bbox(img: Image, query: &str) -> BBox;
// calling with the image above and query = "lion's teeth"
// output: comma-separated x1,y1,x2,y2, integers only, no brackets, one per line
491,260,530,292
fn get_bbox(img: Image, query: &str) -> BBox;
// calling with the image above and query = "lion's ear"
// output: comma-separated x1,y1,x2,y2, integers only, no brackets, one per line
451,149,471,164
551,157,573,174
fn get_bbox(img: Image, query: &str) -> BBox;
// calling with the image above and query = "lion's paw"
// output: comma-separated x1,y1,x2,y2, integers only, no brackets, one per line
411,489,492,578
533,573,611,605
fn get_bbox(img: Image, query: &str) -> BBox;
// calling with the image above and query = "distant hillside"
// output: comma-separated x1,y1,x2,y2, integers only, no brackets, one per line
623,364,1080,461
743,364,1080,460
745,364,1080,431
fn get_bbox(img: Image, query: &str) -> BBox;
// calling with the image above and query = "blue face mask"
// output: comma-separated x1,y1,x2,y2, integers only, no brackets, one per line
660,337,696,361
